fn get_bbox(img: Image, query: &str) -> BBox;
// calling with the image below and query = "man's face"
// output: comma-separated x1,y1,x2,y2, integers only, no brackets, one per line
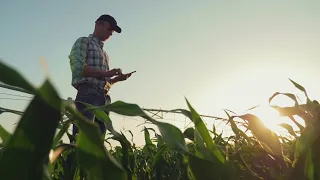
100,21,114,41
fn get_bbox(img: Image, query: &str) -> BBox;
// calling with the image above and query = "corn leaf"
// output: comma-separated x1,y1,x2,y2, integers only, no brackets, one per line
0,125,11,145
0,61,35,94
53,119,72,147
0,80,61,180
279,123,297,137
236,114,283,156
185,98,225,163
144,127,153,146
183,127,218,161
225,111,254,148
67,107,127,180
269,92,299,106
188,154,234,180
93,101,189,153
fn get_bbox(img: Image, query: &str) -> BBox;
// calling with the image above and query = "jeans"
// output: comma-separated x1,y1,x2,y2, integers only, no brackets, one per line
72,83,111,137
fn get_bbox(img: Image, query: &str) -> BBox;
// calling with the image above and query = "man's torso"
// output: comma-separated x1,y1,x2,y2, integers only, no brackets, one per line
70,34,110,90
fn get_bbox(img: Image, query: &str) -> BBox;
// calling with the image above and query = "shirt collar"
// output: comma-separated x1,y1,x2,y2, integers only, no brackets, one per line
88,34,104,48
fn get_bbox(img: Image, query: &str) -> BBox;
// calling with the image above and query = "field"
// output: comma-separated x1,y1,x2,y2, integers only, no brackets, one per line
0,60,319,180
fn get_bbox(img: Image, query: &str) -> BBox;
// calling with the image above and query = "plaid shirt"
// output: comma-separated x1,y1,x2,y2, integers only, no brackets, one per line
69,34,110,90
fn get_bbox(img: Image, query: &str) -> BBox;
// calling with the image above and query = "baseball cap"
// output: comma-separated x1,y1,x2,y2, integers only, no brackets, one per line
96,14,122,33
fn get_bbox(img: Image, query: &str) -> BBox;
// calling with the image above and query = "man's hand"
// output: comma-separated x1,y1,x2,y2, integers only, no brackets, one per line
83,66,122,78
116,73,132,81
111,71,134,84
109,68,122,76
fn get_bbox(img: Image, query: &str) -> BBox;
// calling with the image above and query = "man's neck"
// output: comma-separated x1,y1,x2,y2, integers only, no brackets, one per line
92,32,103,41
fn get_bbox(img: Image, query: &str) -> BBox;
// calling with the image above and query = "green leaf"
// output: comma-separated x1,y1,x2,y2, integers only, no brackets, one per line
183,127,195,142
80,102,139,180
271,105,303,117
184,127,219,162
311,136,320,179
113,132,135,180
0,80,61,180
289,79,307,97
156,134,164,147
289,145,308,180
289,79,313,105
214,133,223,144
152,146,167,180
86,101,147,117
272,105,313,125
0,61,61,112
152,145,167,167
293,125,317,166
0,125,11,145
288,115,305,132
144,127,153,146
67,107,127,180
156,122,188,152
269,92,299,106
279,123,297,137
236,114,283,156
188,154,233,180
91,101,189,153
238,154,263,179
126,130,134,143
185,98,225,163
184,128,204,155
305,150,314,180
0,60,35,94
52,119,71,147
188,154,219,180
224,110,253,145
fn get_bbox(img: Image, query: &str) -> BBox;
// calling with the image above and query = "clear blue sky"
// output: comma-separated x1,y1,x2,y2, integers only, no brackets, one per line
1,0,320,145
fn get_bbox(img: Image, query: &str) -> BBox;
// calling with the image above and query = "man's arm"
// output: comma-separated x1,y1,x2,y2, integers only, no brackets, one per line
83,65,120,78
69,37,88,78
69,37,121,78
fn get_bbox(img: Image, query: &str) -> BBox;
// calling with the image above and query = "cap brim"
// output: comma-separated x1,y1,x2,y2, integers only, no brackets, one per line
113,25,121,33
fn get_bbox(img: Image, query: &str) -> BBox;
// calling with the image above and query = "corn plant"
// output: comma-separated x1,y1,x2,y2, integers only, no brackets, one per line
0,60,319,180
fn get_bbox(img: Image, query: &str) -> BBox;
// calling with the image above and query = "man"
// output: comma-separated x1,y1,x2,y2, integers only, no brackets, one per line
69,14,133,138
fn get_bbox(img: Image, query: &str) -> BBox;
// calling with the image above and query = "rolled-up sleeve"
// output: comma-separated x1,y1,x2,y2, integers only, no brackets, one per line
69,37,88,77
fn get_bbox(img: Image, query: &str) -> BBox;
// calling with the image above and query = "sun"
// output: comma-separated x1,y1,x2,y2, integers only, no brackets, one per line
250,99,301,135
251,104,285,133
199,66,309,136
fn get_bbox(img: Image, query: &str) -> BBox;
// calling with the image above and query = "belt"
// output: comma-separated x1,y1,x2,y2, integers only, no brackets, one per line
77,83,104,92
77,83,110,96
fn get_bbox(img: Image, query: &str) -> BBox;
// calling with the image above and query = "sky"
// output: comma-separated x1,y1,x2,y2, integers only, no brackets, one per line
1,0,320,146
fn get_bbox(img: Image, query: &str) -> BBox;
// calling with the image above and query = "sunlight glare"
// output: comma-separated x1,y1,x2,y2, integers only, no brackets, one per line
252,104,285,133
251,94,303,135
